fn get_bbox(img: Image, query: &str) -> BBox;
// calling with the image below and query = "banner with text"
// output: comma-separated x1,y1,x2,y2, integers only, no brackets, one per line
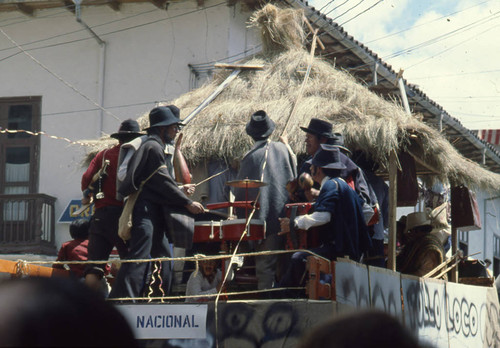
117,304,208,339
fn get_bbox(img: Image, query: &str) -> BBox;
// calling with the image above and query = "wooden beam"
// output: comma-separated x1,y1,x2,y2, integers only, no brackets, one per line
450,227,458,282
63,0,75,13
150,0,167,9
16,3,34,16
303,16,325,50
214,63,264,70
387,150,398,271
407,150,440,175
107,0,121,11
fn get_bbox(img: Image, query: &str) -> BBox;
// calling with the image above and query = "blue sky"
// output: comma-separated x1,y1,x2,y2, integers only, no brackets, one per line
309,0,500,130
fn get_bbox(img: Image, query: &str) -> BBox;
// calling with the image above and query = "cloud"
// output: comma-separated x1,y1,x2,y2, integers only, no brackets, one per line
310,0,500,130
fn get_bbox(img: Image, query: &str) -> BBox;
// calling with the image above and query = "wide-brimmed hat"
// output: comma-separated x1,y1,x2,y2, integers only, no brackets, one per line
300,118,333,138
166,104,180,119
328,132,351,155
110,119,142,139
406,212,432,233
310,144,347,170
245,110,275,139
145,106,180,130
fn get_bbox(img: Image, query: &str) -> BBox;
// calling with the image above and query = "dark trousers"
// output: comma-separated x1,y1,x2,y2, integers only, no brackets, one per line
279,243,336,298
109,198,172,300
85,206,129,277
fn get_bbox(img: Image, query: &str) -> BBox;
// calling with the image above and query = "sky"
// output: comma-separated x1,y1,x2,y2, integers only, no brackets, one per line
308,0,500,131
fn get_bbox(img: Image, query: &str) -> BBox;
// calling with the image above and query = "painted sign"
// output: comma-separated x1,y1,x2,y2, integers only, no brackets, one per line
116,304,208,339
368,265,403,320
335,259,370,308
58,199,94,223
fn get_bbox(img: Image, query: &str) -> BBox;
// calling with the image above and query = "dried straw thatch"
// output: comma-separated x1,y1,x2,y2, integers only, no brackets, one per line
82,4,500,192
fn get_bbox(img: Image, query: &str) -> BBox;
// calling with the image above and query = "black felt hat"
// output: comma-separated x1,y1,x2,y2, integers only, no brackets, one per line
145,106,180,130
328,132,351,155
310,144,347,170
166,105,180,119
300,118,333,138
110,119,142,139
245,110,275,139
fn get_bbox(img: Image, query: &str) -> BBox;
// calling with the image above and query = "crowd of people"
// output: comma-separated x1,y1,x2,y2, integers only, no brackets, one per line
56,105,462,301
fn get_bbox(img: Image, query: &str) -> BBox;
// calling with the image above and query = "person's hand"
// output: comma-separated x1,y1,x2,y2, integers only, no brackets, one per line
278,217,290,235
279,133,289,146
304,188,319,202
182,184,196,196
186,201,204,214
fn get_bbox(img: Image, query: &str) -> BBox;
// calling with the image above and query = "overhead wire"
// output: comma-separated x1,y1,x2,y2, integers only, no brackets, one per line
330,0,367,22
0,2,226,60
0,26,122,122
0,1,229,125
339,0,384,27
405,22,500,70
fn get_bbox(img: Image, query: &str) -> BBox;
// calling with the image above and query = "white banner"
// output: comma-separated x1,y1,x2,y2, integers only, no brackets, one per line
116,304,208,339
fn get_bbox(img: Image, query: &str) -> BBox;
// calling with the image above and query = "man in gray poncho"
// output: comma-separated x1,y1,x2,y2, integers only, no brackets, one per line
234,110,297,290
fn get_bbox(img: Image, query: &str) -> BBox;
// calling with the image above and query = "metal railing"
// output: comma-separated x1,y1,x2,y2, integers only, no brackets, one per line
0,194,57,255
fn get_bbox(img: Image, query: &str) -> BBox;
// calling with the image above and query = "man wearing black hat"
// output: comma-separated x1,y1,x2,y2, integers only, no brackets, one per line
82,119,143,291
234,110,296,290
110,107,204,299
297,120,379,228
279,145,371,295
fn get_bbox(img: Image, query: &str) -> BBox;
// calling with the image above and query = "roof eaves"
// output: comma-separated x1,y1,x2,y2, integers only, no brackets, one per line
282,0,500,171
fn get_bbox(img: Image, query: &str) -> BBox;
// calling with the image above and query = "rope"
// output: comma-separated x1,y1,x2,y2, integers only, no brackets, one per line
214,140,271,348
0,128,90,146
21,249,325,267
106,287,306,302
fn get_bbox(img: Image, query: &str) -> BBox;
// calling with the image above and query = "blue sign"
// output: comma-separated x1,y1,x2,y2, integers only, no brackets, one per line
58,199,94,223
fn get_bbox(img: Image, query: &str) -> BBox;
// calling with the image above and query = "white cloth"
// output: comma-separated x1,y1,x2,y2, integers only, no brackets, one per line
295,176,331,230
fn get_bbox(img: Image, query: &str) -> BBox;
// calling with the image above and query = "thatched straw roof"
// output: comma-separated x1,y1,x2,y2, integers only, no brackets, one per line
82,4,500,192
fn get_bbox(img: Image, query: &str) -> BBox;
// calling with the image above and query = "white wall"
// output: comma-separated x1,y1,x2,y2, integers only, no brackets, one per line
466,191,500,263
0,1,260,249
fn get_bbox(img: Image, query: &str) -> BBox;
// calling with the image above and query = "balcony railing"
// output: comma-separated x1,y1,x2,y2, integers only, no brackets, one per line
0,194,57,255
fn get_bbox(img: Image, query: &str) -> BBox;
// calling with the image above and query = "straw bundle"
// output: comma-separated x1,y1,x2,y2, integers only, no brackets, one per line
82,4,500,192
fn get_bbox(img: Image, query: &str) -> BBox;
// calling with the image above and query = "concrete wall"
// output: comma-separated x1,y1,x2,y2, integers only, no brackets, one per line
0,1,260,250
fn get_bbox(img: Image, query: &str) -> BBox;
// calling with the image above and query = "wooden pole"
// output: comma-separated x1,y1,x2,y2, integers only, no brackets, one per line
387,150,398,271
451,226,458,282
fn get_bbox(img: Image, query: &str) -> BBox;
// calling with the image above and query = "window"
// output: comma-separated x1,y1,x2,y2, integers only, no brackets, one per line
494,235,500,277
0,97,41,221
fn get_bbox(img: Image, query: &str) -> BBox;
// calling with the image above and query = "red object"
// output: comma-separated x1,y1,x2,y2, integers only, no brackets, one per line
194,219,266,242
81,145,122,210
345,175,355,191
173,133,192,184
53,239,89,278
205,201,260,211
284,203,320,250
478,129,500,145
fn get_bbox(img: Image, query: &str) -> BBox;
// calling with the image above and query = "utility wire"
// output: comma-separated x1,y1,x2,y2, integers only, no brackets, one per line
331,0,367,22
410,69,500,80
339,0,384,27
405,22,500,70
342,10,500,73
0,27,122,122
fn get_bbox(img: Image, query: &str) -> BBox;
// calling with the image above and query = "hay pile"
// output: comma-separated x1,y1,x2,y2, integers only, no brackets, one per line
82,4,500,192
